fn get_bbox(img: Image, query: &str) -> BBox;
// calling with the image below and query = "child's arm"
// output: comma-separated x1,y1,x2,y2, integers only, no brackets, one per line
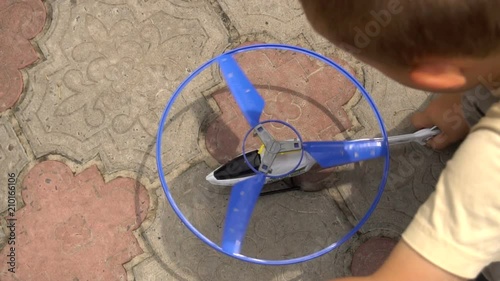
333,241,465,281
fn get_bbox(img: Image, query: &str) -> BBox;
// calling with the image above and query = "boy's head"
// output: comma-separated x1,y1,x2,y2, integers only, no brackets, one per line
299,0,500,92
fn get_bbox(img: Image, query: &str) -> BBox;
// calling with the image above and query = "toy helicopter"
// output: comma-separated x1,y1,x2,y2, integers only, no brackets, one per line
206,126,440,187
203,53,440,254
157,44,442,260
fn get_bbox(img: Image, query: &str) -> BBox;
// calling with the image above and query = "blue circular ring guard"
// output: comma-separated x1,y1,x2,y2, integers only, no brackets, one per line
156,43,390,265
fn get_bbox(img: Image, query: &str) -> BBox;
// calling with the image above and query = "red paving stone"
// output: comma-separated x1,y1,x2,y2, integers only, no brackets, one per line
0,0,46,112
0,161,149,281
351,237,398,276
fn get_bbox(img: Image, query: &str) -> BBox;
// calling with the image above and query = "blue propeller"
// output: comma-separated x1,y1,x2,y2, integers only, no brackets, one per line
221,173,266,253
217,54,386,254
219,54,265,128
303,139,387,168
218,54,267,254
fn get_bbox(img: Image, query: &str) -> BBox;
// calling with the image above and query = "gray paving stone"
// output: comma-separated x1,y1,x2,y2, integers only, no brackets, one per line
16,0,228,180
0,226,6,253
136,162,356,280
0,115,28,251
219,0,329,46
0,116,28,214
132,257,177,281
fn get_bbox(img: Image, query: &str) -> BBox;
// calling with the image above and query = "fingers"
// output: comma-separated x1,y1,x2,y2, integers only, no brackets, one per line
411,109,451,149
427,133,452,150
411,110,445,149
411,111,434,129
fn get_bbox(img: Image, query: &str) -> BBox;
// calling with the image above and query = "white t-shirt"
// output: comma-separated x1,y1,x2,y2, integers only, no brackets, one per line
402,85,500,281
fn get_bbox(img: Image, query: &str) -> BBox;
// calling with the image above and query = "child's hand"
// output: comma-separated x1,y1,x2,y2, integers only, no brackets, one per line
411,94,470,149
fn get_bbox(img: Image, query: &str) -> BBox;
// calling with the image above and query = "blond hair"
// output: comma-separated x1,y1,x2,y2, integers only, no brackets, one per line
299,0,500,65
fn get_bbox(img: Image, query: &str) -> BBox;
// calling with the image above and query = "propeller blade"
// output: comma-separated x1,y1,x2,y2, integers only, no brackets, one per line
303,139,387,168
221,173,266,254
219,54,265,128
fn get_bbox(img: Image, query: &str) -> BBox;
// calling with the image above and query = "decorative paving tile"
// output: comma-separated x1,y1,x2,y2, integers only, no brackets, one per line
218,0,329,46
15,0,227,180
0,116,28,214
0,160,149,281
0,0,46,112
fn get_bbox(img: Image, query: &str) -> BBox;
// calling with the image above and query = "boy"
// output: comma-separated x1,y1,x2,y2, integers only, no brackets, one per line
298,1,500,281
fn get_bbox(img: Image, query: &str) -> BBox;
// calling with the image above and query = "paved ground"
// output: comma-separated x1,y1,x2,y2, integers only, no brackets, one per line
0,0,455,280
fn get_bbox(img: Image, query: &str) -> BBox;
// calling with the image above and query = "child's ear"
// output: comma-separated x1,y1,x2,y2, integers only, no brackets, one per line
410,63,467,90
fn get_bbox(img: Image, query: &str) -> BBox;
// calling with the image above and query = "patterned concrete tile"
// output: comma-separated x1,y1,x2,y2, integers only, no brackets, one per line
218,0,329,46
0,116,28,214
0,0,46,112
16,0,228,180
0,160,149,281
132,257,177,281
135,162,353,280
